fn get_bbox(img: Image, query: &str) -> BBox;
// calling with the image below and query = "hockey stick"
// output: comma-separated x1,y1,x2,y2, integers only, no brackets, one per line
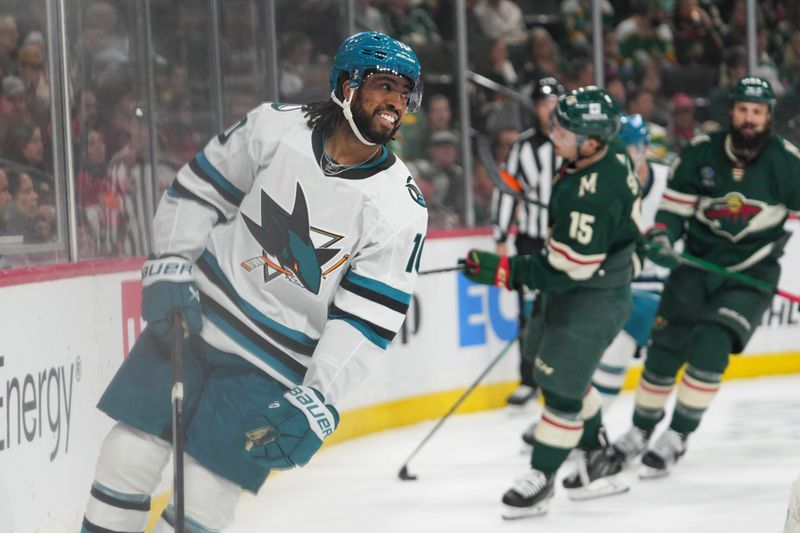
648,242,800,303
474,133,548,209
398,338,516,481
419,265,465,276
170,311,188,533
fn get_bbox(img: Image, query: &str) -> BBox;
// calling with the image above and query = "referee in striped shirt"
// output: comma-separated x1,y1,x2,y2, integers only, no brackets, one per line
491,77,565,408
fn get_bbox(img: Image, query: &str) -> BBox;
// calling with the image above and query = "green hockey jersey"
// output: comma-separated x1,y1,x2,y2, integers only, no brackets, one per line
657,131,800,270
515,144,643,291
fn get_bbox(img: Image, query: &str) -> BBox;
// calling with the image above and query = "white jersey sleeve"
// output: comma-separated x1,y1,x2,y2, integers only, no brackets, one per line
152,103,292,258
304,165,428,404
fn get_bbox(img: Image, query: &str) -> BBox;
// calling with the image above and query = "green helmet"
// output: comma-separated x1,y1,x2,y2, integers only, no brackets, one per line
731,76,775,109
555,86,621,143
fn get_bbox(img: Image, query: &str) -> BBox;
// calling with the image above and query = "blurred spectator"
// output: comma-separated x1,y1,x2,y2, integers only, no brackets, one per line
355,0,386,33
615,0,674,68
603,27,622,75
4,169,38,242
562,0,614,48
606,72,626,110
780,32,800,86
279,31,314,101
672,0,723,66
0,76,29,143
382,0,442,47
0,15,19,78
72,88,98,144
16,43,50,125
413,130,463,229
627,87,670,163
99,84,135,159
634,59,669,126
162,93,199,165
473,0,527,46
667,92,699,153
520,27,562,85
4,119,46,173
398,93,454,162
473,38,519,128
75,127,115,255
753,27,785,98
107,110,177,255
708,47,748,128
0,167,10,233
160,65,188,109
721,0,758,50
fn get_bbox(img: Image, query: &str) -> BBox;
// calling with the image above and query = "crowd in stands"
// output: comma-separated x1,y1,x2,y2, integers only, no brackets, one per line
2,0,800,261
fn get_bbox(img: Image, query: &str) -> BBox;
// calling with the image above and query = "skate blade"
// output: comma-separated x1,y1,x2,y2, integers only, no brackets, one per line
501,501,550,520
505,403,541,417
565,473,630,501
638,464,670,480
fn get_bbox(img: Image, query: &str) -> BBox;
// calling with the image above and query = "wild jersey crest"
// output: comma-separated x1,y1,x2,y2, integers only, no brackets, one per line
240,183,348,294
698,192,766,241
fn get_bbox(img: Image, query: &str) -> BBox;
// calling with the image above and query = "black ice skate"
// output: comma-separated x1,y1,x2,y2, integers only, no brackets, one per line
506,384,538,410
612,425,653,466
521,420,537,447
501,468,555,519
639,429,688,479
562,428,630,501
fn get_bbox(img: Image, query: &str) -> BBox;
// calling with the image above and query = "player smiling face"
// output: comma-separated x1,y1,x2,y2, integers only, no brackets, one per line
350,72,411,144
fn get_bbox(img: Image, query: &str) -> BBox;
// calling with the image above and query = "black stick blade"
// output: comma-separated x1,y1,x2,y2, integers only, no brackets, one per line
398,465,417,481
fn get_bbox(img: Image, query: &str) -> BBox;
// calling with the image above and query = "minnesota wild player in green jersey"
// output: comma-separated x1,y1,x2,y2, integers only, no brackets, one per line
461,86,643,519
607,75,800,480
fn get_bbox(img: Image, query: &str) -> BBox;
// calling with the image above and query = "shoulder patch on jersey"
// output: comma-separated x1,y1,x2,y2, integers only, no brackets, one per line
782,138,800,161
271,102,304,112
405,176,427,208
689,133,710,146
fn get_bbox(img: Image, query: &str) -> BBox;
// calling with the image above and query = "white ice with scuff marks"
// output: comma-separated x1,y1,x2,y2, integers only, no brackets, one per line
227,375,800,533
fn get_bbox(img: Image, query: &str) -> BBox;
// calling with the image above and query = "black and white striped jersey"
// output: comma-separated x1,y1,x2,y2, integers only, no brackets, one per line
491,128,561,243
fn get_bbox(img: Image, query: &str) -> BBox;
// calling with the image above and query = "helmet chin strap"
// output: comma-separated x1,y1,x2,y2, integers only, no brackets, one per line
331,89,376,147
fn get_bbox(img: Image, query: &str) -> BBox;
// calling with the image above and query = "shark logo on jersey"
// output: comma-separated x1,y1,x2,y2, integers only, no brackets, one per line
405,176,427,207
240,183,349,295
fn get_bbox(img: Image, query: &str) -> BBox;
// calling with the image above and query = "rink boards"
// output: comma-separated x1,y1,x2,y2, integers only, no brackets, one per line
0,226,798,532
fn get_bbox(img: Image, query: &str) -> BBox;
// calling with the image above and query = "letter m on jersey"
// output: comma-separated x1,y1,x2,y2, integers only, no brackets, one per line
578,172,597,197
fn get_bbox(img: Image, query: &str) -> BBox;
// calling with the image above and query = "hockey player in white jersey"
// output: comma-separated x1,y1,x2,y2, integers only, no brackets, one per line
589,114,669,412
82,31,427,533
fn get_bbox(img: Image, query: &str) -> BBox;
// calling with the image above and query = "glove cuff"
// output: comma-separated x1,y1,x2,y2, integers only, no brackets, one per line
285,386,339,439
495,255,512,289
142,255,194,287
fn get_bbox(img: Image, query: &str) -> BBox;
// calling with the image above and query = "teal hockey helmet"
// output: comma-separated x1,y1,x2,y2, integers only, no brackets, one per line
555,86,621,143
619,114,650,146
330,31,423,112
731,76,775,110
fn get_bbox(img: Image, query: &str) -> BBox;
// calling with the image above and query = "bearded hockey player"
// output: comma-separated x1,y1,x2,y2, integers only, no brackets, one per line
608,76,800,479
81,31,427,532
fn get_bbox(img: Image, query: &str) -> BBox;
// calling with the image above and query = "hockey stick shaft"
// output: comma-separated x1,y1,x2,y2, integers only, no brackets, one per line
170,311,187,533
398,338,516,479
649,242,800,303
419,265,465,276
474,133,548,209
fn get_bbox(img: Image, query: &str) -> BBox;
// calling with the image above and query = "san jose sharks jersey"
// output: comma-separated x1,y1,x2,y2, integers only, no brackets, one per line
151,103,428,404
515,143,642,291
657,131,800,271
